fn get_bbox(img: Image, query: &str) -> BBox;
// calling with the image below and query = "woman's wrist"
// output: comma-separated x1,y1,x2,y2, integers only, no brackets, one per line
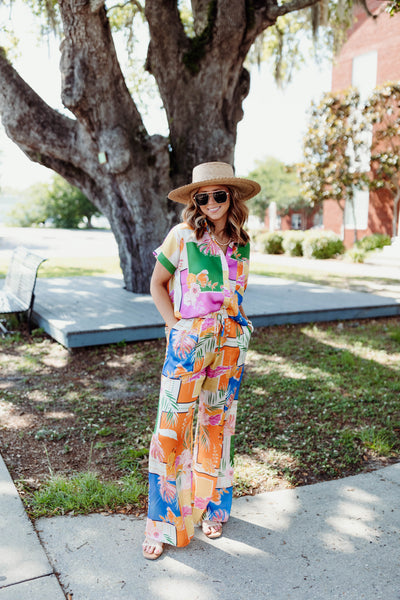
165,318,179,329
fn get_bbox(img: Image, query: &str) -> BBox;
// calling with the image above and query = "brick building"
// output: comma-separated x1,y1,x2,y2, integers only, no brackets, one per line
267,2,400,245
325,0,400,246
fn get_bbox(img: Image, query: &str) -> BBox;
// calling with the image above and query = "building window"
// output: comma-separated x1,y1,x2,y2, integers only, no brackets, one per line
352,51,378,100
291,213,302,230
344,189,369,230
313,211,323,228
350,51,378,172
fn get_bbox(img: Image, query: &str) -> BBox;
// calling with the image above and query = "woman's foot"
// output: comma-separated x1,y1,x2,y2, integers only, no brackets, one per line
142,537,164,560
202,520,222,539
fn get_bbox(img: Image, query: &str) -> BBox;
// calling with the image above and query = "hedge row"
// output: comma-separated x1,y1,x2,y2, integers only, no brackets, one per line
253,231,390,260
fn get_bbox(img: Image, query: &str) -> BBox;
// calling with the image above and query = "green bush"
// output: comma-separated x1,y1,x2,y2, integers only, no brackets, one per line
282,230,305,256
302,230,345,259
345,247,367,263
355,233,391,252
258,231,284,254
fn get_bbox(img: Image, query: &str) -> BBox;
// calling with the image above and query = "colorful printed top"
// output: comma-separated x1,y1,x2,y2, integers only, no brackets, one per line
154,223,250,325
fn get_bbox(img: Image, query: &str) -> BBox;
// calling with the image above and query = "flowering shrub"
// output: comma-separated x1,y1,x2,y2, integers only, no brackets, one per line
345,247,367,263
282,230,305,256
302,230,345,259
354,234,391,252
258,231,284,254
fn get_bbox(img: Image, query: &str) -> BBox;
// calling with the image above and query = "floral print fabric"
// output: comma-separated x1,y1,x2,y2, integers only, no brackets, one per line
154,223,250,326
145,314,252,547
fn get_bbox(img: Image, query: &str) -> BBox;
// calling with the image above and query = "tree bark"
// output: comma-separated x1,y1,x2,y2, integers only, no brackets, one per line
0,0,320,292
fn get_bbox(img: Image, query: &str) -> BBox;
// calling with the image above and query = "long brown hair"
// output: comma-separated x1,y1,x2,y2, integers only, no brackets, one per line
182,187,250,245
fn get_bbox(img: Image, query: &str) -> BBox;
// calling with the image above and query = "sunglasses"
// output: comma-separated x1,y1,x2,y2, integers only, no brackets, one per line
194,190,229,206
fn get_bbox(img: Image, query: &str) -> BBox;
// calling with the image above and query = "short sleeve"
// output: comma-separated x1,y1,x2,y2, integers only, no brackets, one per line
153,226,181,275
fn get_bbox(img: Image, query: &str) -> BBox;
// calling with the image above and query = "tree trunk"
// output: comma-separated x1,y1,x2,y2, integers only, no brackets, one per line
0,0,320,292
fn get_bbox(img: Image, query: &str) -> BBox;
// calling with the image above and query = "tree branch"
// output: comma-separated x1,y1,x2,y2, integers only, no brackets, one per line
266,0,321,20
145,0,187,76
59,0,148,150
0,47,85,170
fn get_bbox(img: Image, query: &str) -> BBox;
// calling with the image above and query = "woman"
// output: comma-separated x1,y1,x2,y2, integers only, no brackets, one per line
143,162,260,560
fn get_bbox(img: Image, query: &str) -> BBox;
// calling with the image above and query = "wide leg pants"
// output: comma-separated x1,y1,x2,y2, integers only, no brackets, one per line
145,312,252,547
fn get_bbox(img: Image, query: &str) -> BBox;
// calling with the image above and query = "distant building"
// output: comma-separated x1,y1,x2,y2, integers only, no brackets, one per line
265,1,400,244
325,0,400,246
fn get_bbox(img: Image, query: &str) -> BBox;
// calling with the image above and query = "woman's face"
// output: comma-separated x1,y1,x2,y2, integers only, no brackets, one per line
195,185,231,228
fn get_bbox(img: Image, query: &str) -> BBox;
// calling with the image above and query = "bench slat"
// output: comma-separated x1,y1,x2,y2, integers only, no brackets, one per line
0,292,29,313
0,247,46,331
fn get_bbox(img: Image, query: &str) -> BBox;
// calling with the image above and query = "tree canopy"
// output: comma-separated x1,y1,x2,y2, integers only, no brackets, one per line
7,175,101,228
363,81,400,237
247,157,300,220
0,0,369,291
298,82,400,240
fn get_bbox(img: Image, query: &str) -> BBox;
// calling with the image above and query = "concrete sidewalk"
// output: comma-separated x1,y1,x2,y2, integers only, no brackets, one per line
1,228,399,598
1,452,400,600
0,455,64,599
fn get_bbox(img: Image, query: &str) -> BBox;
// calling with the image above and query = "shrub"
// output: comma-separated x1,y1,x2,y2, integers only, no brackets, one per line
345,247,367,263
282,230,305,256
302,230,345,259
355,233,391,252
258,231,284,254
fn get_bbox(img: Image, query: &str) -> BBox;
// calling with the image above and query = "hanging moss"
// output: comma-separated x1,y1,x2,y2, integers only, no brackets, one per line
182,0,218,75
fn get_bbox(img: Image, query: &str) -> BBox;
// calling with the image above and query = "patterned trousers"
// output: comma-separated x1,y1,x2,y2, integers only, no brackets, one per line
145,311,252,547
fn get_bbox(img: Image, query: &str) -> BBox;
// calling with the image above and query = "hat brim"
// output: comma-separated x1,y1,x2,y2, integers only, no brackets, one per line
168,177,261,204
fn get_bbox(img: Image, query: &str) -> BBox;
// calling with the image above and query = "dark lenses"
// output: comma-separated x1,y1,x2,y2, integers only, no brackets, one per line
194,191,228,206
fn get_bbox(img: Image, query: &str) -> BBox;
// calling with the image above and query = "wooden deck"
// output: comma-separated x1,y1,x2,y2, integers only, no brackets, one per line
28,274,400,348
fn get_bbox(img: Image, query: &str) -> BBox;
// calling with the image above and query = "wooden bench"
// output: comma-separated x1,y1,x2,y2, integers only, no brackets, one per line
0,246,47,334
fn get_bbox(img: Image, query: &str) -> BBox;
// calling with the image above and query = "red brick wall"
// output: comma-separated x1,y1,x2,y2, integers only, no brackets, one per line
328,2,400,243
332,2,400,91
323,199,344,236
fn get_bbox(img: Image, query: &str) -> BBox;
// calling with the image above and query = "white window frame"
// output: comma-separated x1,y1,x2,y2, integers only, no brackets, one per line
344,188,369,230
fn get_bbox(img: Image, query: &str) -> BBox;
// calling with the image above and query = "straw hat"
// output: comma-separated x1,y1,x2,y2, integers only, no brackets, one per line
168,162,261,204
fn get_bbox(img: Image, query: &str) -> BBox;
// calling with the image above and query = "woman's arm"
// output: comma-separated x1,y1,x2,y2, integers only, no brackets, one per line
239,304,248,321
239,304,254,331
150,260,178,329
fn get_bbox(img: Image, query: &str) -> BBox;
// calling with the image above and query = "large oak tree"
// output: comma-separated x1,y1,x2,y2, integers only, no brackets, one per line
0,0,351,291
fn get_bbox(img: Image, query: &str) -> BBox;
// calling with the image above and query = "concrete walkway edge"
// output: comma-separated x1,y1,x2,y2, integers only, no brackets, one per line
0,455,65,599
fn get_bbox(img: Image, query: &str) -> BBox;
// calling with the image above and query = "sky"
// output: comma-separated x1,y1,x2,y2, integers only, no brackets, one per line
0,2,333,191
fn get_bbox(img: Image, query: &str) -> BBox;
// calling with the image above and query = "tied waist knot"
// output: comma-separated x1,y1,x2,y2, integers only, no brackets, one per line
208,308,229,351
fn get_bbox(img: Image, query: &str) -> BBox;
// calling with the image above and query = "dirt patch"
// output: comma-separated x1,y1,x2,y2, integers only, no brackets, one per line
0,326,163,502
1,319,399,511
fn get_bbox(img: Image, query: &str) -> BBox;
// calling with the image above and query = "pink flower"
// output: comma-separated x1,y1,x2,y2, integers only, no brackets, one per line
207,365,230,379
172,330,197,358
146,519,162,540
209,414,221,426
150,434,165,461
181,505,192,517
193,496,209,510
237,275,246,288
198,404,209,426
183,284,201,308
159,476,176,503
198,238,219,256
201,317,214,331
179,449,192,469
213,509,229,522
224,414,236,435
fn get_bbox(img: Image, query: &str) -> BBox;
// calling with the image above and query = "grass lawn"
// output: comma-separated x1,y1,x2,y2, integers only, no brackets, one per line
0,316,399,518
250,261,400,299
0,256,122,279
1,250,399,517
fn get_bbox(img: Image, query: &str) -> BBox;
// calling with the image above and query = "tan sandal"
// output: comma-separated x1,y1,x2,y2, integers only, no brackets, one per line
142,537,164,560
202,520,222,539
